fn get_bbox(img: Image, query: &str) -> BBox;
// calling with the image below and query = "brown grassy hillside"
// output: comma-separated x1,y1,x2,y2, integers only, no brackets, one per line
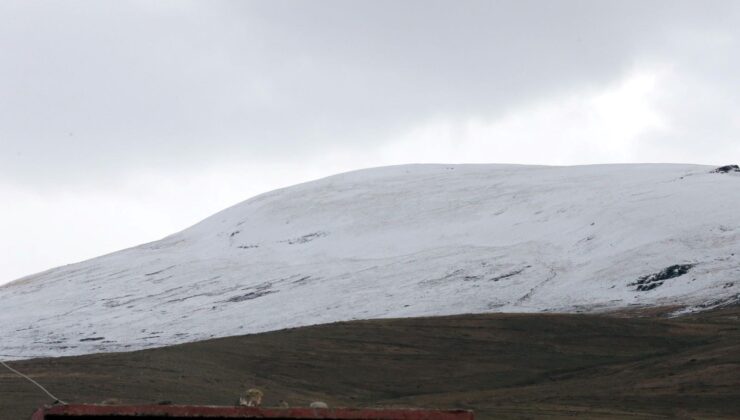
2,307,739,419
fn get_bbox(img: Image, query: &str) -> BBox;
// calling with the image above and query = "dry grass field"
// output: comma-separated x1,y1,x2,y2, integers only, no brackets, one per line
2,306,739,419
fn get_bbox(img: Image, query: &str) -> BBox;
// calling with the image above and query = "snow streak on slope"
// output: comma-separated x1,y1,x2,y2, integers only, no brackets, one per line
1,164,739,359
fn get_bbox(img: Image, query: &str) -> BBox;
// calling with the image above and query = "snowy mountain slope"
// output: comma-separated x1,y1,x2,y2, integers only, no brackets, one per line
2,164,739,360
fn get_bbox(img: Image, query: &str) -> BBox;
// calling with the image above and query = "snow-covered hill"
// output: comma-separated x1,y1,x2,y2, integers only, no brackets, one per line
2,164,740,360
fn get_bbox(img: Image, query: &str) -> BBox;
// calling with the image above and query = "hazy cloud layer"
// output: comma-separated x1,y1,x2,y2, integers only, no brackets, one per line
2,0,738,186
1,1,739,282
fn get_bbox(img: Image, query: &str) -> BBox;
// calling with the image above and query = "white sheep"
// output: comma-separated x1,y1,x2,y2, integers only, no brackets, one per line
238,388,263,407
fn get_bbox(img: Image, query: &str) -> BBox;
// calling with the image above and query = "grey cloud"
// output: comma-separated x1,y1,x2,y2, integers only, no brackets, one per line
1,0,738,186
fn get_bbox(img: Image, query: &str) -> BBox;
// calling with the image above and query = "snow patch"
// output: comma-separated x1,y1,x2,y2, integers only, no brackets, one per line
2,163,740,360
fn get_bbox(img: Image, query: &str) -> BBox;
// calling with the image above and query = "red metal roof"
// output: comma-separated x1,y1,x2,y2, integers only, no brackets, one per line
31,404,474,420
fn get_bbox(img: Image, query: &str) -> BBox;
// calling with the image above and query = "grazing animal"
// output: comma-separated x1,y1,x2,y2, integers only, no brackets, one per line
310,401,328,409
238,388,263,407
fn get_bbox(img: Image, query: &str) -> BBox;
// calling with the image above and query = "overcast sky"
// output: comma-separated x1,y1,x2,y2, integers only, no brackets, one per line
1,0,739,284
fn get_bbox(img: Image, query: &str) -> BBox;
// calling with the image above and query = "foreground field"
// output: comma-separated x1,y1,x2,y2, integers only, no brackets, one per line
2,307,739,419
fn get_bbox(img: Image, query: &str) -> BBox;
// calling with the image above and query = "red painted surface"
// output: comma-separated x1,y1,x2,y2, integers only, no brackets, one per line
31,404,474,419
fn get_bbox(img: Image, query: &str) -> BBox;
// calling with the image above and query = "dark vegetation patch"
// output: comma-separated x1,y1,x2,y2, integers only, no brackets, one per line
462,267,527,282
290,276,312,286
489,267,529,282
432,266,531,285
224,283,275,303
144,266,176,277
630,264,694,291
419,269,465,286
3,307,739,419
711,164,740,173
690,293,740,311
225,289,275,302
237,244,259,249
285,232,326,245
78,337,105,342
165,293,215,304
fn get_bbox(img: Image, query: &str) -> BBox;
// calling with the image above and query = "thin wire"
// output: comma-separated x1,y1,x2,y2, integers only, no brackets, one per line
0,360,67,404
